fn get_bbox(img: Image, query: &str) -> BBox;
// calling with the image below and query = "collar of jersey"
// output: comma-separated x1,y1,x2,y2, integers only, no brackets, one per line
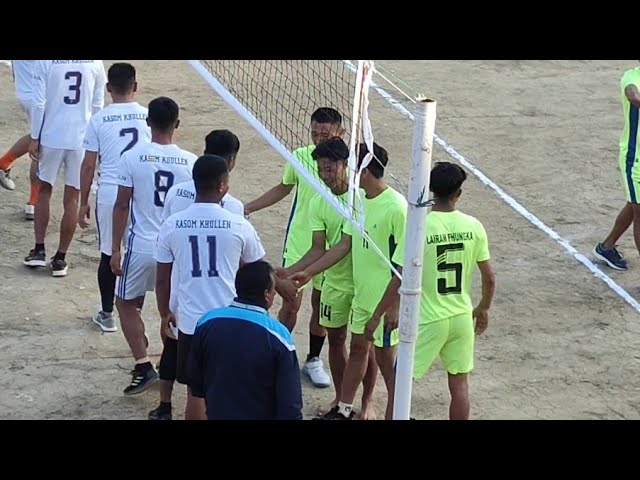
230,299,268,316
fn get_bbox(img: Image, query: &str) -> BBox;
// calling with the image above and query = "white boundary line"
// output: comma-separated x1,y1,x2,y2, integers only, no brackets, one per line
354,61,640,315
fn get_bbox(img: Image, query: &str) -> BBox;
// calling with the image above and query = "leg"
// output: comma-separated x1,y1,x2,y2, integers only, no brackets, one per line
50,185,80,277
0,133,31,191
440,314,475,420
447,374,470,420
93,253,117,332
593,203,632,270
150,337,178,420
332,333,371,419
302,286,330,388
25,160,40,220
34,182,52,246
176,331,207,420
375,345,397,420
315,325,347,416
359,348,379,420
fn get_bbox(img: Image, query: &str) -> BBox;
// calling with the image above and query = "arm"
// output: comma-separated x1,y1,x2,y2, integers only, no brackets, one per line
281,230,327,277
110,186,132,276
245,182,293,215
625,84,640,109
78,151,98,228
275,347,303,420
29,61,47,161
291,232,351,285
473,260,495,335
92,62,106,114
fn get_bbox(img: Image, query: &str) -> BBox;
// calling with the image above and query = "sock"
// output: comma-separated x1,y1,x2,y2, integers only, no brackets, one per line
0,151,17,171
35,243,45,252
338,401,353,417
98,254,116,313
158,401,172,413
28,182,39,206
135,360,152,372
307,333,326,361
53,251,66,262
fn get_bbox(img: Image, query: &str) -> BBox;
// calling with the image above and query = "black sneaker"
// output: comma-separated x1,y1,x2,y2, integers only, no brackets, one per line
50,258,68,277
317,405,355,420
148,405,172,420
124,366,158,396
24,249,46,267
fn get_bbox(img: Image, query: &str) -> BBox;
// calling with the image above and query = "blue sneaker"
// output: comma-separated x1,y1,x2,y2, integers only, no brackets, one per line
593,243,628,271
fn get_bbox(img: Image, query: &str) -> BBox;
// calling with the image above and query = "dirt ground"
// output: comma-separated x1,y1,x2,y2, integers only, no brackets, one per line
1,60,640,420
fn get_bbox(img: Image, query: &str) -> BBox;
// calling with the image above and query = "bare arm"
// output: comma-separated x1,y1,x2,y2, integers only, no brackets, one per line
282,231,327,276
245,182,293,215
626,84,640,108
155,262,173,320
372,271,402,321
473,260,496,335
110,186,132,276
290,233,351,287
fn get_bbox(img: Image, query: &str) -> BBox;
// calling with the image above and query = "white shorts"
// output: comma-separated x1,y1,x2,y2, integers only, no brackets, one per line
17,96,31,125
115,251,156,301
37,146,84,189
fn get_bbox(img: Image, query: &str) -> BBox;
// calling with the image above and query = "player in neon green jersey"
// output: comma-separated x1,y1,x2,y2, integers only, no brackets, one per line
245,107,346,388
369,161,496,420
594,64,640,271
291,142,406,420
282,137,379,419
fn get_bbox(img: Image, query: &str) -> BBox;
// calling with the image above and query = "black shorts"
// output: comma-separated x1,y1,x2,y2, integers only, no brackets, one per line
158,337,178,382
176,330,194,385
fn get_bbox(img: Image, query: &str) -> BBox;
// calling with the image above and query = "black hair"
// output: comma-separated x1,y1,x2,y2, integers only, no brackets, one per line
429,162,467,199
192,154,229,195
310,107,342,126
356,142,389,179
204,129,240,164
311,136,349,163
107,63,136,95
235,260,274,304
147,96,179,131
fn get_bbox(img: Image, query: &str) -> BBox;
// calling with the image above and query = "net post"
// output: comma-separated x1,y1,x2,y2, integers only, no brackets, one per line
392,97,436,420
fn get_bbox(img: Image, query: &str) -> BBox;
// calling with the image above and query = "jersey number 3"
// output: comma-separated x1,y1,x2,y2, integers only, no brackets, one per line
436,243,463,295
63,71,82,105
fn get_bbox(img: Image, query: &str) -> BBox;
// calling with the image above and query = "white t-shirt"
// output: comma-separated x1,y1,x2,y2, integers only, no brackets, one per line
117,142,197,254
83,101,151,205
155,202,266,334
30,60,106,150
12,60,36,102
162,180,244,220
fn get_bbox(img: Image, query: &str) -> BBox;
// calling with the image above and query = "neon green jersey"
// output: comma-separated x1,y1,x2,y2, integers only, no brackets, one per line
620,67,640,156
309,192,352,293
344,187,407,313
281,145,322,262
392,210,490,323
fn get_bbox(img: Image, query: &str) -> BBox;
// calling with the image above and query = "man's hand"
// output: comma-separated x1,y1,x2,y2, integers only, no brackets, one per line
78,204,91,229
289,270,311,288
110,251,123,276
161,312,178,341
274,267,290,279
384,308,399,333
28,139,40,162
364,314,382,343
473,305,489,335
276,277,299,303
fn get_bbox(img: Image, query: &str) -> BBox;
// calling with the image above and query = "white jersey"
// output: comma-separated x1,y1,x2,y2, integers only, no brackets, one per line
31,60,106,150
155,202,266,334
118,142,197,254
12,60,36,102
83,102,151,205
162,180,244,220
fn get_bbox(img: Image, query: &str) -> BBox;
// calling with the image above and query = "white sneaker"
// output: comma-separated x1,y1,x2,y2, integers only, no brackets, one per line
302,357,331,388
0,170,15,190
24,204,34,220
92,306,117,333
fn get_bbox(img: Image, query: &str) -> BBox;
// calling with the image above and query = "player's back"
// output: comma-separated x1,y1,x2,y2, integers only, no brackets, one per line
160,202,265,334
419,210,490,322
85,102,150,189
33,60,106,150
11,60,36,101
120,142,197,254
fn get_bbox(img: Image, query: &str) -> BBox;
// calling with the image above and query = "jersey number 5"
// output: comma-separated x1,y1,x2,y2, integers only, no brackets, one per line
436,243,464,295
63,71,82,105
154,170,174,207
188,235,219,278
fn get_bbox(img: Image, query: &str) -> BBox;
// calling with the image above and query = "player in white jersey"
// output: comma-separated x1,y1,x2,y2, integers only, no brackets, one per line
76,63,151,334
0,60,42,220
23,60,106,277
111,96,197,396
155,154,265,419
149,129,243,420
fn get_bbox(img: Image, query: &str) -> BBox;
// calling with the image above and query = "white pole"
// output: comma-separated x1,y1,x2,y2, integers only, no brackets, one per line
393,97,436,420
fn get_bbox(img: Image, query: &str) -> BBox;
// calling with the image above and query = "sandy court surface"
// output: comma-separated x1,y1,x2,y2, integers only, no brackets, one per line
1,59,640,420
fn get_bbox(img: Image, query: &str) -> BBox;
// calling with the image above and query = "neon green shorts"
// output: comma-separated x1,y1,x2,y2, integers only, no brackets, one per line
350,306,399,348
413,313,474,379
319,284,353,329
283,256,323,291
